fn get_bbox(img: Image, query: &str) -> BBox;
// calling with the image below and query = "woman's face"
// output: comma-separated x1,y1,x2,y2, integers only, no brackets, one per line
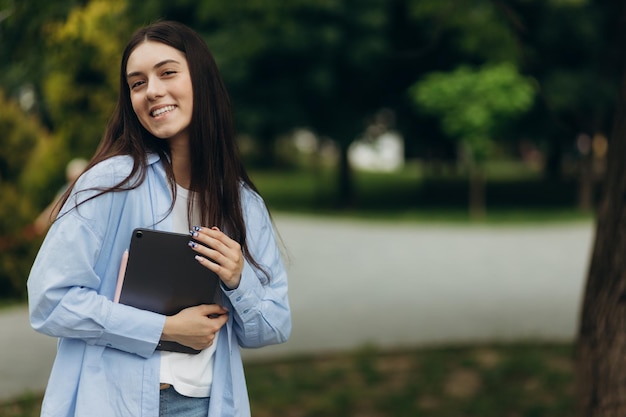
126,41,194,146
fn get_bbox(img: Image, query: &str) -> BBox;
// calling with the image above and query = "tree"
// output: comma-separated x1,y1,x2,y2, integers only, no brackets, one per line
0,0,88,127
41,0,131,158
0,0,135,300
574,0,626,414
494,0,619,214
0,0,132,203
402,0,619,211
409,63,535,218
0,91,50,298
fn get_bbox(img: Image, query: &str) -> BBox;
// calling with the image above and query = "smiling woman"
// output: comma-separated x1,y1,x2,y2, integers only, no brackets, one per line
126,45,194,158
26,21,291,417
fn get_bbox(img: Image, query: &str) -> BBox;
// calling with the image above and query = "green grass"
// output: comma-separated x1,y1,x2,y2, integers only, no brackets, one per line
1,342,575,417
0,393,42,417
245,343,575,417
250,166,597,225
0,300,26,311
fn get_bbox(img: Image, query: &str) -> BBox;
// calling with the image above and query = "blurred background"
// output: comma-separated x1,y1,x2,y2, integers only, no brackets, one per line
0,0,619,415
0,0,616,299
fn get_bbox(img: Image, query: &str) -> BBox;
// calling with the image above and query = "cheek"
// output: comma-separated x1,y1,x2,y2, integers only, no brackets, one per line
129,95,152,132
130,95,143,118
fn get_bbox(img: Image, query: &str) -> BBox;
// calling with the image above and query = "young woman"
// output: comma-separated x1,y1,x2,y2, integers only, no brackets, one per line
27,21,291,417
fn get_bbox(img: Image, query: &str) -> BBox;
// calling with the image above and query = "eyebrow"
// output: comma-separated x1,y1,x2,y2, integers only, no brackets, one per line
126,59,182,79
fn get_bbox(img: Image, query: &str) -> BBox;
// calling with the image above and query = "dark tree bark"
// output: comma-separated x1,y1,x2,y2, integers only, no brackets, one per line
578,154,594,212
255,125,278,169
336,141,355,208
575,4,626,411
468,166,485,220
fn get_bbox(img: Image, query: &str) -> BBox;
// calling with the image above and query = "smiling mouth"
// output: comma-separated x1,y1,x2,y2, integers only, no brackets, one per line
151,105,177,117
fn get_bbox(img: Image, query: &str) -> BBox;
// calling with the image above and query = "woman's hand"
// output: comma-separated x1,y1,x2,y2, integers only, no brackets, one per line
189,226,244,289
161,304,228,351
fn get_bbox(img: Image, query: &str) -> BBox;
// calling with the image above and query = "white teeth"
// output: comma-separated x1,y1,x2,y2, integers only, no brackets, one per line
151,105,176,117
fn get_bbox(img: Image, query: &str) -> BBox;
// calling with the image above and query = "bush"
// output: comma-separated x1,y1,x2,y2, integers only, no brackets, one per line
0,92,53,299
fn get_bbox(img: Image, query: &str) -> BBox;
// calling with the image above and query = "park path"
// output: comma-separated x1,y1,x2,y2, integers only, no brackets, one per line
0,215,594,401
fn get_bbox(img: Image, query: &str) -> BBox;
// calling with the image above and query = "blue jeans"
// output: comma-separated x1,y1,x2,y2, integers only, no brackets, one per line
159,386,210,417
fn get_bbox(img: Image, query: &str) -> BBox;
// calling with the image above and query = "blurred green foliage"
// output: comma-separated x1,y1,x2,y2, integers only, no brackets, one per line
410,63,536,217
42,0,130,157
411,63,535,162
0,92,48,298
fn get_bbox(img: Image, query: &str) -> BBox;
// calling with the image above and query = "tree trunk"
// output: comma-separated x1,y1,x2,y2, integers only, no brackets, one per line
337,142,355,208
575,54,626,417
468,166,485,220
578,154,594,212
544,138,563,180
256,126,277,169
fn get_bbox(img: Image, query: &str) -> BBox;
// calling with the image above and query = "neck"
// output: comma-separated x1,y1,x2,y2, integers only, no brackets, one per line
169,137,191,189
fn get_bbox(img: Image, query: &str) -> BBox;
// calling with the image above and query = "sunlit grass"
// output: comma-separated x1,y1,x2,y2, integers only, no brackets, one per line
245,342,574,417
250,163,596,225
1,342,575,417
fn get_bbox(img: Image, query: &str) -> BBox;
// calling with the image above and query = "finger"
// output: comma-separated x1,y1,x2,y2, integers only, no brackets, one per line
190,230,243,275
193,226,240,250
190,241,242,274
209,227,240,249
188,234,229,261
212,312,229,326
194,304,229,316
195,255,243,284
188,241,224,263
199,233,236,256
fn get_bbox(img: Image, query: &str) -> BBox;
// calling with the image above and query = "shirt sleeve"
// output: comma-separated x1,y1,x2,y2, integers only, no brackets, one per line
27,165,165,359
223,188,291,348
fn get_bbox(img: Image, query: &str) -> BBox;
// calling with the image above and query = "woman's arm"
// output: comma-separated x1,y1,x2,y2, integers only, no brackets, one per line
224,190,291,348
27,161,165,358
28,212,166,358
186,188,291,348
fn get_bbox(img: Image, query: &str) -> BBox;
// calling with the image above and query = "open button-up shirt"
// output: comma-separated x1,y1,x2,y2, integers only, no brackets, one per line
28,154,291,417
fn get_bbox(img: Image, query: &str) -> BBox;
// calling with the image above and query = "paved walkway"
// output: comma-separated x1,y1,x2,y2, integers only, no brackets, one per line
0,215,595,401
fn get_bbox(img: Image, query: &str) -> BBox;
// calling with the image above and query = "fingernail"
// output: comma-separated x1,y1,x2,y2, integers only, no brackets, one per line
188,241,197,248
189,230,198,237
193,226,202,232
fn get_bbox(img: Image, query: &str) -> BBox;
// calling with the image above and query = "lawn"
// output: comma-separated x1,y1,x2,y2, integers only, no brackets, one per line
1,342,575,417
249,163,597,224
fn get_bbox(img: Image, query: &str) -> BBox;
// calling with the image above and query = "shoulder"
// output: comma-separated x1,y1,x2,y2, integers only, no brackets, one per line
240,183,267,214
75,156,131,189
240,183,273,230
75,154,161,190
240,183,263,204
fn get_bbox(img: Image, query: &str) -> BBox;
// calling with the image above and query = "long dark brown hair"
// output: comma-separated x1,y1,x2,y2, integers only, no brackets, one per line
57,21,269,279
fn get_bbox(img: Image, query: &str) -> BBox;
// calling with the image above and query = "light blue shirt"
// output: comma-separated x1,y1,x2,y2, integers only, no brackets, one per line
27,154,291,417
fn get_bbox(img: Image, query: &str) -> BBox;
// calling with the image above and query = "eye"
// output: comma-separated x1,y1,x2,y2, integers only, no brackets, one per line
162,70,177,76
130,80,145,90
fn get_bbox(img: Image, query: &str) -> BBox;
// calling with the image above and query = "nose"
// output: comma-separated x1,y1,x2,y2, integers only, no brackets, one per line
145,76,165,101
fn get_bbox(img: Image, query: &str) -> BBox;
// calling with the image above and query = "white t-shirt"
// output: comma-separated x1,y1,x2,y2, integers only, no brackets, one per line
160,184,219,398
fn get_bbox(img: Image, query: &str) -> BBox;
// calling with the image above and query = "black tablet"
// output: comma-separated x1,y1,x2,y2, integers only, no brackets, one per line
115,228,221,354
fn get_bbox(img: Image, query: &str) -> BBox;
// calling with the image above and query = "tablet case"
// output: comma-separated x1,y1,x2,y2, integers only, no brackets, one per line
115,228,221,354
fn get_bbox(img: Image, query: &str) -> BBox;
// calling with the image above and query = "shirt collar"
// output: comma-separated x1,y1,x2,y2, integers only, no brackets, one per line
147,152,161,166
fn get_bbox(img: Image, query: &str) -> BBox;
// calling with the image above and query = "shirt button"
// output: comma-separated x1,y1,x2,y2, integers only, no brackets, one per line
236,296,242,302
243,309,249,314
